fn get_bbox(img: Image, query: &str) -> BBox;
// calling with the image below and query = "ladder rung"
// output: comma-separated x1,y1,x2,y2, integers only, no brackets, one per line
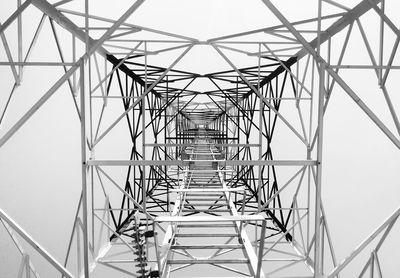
184,198,225,201
174,233,238,237
171,187,245,193
176,223,236,228
171,244,244,249
154,214,264,223
167,259,249,264
182,209,232,212
183,204,227,207
184,194,224,197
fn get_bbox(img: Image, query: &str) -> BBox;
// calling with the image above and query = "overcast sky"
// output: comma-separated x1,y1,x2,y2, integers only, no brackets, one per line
1,0,400,277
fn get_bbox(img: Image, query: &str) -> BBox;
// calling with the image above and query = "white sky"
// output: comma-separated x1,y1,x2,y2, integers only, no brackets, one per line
1,0,400,277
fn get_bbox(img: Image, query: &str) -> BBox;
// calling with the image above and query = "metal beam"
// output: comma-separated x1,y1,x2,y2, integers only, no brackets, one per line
31,0,150,91
253,0,382,90
0,208,75,278
260,0,400,150
0,62,79,148
87,160,317,166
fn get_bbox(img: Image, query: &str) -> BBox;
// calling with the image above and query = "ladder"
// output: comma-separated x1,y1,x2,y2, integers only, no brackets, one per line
155,130,266,278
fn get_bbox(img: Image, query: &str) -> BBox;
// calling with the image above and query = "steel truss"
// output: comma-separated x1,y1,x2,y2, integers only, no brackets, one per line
0,0,399,277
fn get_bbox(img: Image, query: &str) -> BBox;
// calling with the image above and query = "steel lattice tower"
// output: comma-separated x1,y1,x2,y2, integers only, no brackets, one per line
1,0,400,277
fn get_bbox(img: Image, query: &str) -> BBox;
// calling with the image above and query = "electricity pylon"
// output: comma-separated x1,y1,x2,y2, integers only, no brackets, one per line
1,0,400,277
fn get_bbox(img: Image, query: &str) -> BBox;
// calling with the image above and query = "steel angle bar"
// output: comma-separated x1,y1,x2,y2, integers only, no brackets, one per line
293,0,382,60
58,8,198,42
263,212,308,257
93,213,136,253
326,58,400,148
97,261,136,276
0,62,79,148
155,215,264,223
224,160,317,166
214,170,266,278
264,258,304,276
87,160,183,166
240,0,381,98
92,53,106,104
0,208,75,278
206,94,248,136
61,193,82,277
0,0,33,34
53,0,74,7
250,45,303,56
262,43,312,97
95,166,156,222
367,0,400,38
323,0,351,11
212,45,308,146
355,19,400,137
213,44,254,56
1,220,41,278
49,17,81,117
152,43,194,55
0,61,77,66
80,0,144,59
0,14,46,127
207,78,266,137
309,23,354,151
92,45,193,147
0,26,20,84
260,166,306,210
157,177,188,276
211,263,252,277
0,0,147,148
90,41,143,95
32,0,150,92
327,207,400,277
260,0,400,150
107,28,141,40
207,13,346,43
328,65,400,69
313,60,326,277
157,94,197,136
79,60,91,278
32,0,144,59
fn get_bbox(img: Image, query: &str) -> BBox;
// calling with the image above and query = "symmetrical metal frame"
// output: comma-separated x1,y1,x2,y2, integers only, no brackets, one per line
1,0,399,277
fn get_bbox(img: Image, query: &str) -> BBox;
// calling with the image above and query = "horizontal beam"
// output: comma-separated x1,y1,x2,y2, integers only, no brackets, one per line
32,0,153,92
0,62,79,148
0,208,75,278
0,62,77,66
87,160,183,166
248,0,383,92
218,160,317,166
145,143,261,147
154,214,264,223
87,160,317,166
167,259,249,264
170,187,245,193
328,206,400,277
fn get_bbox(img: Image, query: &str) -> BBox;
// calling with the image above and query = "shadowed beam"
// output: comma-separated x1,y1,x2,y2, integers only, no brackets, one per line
31,0,155,95
249,0,383,91
260,0,400,150
0,208,75,278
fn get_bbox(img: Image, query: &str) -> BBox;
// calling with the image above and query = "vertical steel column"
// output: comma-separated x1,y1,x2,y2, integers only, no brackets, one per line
165,78,169,212
79,59,90,278
17,0,22,82
314,64,325,277
257,43,262,213
315,2,324,274
236,79,240,176
142,42,147,219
